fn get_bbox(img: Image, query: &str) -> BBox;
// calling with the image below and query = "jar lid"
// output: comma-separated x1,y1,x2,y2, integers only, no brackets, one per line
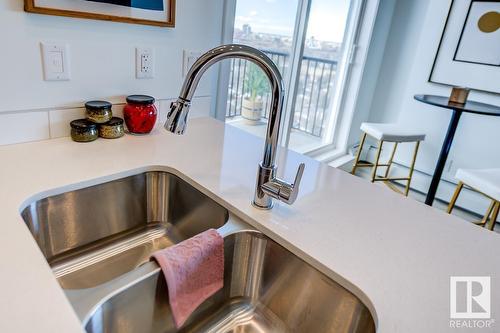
70,119,98,130
85,100,112,110
126,95,155,105
103,117,124,126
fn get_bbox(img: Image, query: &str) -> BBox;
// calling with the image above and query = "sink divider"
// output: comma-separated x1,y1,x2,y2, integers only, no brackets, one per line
65,214,258,325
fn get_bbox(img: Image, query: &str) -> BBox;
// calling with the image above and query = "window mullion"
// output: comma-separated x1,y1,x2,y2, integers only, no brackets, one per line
214,0,237,121
280,0,312,148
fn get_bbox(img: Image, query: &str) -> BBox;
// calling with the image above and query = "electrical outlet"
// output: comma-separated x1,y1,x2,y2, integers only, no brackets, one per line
136,47,154,79
183,50,202,77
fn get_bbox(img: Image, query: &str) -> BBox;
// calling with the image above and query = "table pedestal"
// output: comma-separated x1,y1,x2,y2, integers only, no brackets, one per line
425,110,462,205
414,94,500,206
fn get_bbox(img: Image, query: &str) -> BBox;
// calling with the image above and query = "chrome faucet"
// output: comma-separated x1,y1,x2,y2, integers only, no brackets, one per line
165,44,304,209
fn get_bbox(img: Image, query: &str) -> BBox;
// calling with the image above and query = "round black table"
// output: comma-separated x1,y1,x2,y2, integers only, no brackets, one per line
414,94,500,206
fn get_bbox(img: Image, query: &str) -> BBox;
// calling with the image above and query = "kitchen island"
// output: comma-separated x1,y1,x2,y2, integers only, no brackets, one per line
0,117,498,332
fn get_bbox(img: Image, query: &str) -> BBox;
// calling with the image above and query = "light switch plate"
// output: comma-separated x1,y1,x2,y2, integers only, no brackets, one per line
183,50,202,77
136,47,155,79
41,42,70,81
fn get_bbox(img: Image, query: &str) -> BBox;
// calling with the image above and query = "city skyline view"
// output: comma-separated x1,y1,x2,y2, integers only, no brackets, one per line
234,0,350,43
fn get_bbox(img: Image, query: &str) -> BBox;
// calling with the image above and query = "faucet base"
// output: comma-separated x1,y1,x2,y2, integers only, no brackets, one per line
253,163,276,209
251,200,274,210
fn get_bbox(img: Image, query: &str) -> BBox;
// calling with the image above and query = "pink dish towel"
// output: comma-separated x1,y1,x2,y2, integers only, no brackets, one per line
152,228,224,328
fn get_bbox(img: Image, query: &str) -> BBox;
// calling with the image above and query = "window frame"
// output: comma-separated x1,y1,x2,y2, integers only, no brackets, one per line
215,0,380,163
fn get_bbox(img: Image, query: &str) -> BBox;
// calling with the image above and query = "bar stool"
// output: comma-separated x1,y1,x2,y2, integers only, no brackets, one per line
447,168,500,231
351,122,426,196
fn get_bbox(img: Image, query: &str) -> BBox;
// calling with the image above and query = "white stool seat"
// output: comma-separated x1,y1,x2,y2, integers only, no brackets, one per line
456,168,500,201
360,123,426,142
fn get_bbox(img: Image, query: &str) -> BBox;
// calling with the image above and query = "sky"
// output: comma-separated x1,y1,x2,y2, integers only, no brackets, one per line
234,0,351,43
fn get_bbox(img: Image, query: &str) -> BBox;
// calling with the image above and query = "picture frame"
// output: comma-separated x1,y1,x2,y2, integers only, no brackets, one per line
429,0,500,94
24,0,176,27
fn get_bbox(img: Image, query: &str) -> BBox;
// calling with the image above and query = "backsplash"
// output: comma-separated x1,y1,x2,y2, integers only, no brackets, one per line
0,96,211,146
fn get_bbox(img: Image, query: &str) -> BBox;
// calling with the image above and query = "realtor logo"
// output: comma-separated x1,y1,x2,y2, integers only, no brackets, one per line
450,276,491,319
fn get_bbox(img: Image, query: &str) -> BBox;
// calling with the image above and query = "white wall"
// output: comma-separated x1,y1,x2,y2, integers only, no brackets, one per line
0,0,224,144
353,0,500,214
346,0,396,149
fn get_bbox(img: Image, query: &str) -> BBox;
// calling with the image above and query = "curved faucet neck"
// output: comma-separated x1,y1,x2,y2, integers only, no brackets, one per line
169,44,285,168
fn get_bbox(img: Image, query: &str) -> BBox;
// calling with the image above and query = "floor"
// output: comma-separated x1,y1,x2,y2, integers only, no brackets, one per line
340,163,500,233
227,117,322,154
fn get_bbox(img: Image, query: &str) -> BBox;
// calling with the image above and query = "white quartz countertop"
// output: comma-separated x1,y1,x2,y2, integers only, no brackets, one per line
0,117,498,333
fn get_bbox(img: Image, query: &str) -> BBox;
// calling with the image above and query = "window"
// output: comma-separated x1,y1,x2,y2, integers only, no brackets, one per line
225,0,299,139
288,0,351,153
218,0,363,157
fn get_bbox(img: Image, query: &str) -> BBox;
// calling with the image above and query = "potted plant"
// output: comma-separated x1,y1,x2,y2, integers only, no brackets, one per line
241,63,269,125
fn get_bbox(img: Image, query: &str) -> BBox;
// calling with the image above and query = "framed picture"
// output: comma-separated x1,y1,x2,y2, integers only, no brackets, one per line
429,0,500,94
24,0,176,27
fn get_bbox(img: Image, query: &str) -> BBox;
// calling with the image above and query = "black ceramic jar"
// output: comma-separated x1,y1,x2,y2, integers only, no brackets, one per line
85,100,113,124
70,119,98,142
99,117,125,139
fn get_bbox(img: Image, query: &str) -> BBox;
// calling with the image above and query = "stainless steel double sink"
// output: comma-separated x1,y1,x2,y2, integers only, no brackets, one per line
21,171,375,332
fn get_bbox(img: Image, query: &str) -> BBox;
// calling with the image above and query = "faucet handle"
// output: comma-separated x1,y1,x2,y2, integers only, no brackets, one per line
293,163,305,188
261,163,305,205
283,163,305,204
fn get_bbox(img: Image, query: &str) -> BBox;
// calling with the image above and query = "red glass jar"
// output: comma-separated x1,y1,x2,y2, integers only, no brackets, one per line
123,95,157,134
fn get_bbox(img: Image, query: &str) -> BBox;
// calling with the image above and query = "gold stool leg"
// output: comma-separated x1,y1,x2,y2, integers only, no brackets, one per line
404,141,421,196
371,140,384,182
479,200,496,226
487,201,499,231
384,142,398,178
447,182,464,214
351,132,367,175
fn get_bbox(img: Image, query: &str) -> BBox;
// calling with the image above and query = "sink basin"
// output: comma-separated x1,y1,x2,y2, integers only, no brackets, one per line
21,170,375,332
21,171,228,289
82,231,375,333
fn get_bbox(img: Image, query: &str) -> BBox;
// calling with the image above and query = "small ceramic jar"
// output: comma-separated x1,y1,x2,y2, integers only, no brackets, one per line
85,100,113,124
123,95,157,134
99,117,125,139
449,87,470,104
70,119,98,142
